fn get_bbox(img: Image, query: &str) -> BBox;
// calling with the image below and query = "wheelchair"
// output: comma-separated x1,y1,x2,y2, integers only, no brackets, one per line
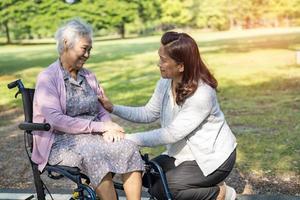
8,79,173,200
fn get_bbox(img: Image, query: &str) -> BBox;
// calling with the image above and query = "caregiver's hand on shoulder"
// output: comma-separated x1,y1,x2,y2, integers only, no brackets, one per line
98,89,113,113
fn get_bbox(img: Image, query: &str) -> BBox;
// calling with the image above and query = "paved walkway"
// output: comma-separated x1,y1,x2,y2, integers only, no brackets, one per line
0,189,299,200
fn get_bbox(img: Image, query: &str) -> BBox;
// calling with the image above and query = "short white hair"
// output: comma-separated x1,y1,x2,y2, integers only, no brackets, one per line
55,18,93,55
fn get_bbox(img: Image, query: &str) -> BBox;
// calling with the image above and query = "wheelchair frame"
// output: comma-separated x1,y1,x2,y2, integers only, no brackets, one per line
8,79,173,200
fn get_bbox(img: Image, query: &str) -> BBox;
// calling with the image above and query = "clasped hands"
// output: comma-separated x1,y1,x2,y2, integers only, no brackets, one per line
102,121,125,143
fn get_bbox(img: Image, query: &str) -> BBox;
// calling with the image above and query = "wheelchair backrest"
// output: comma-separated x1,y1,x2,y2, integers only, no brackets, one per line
20,88,35,153
20,88,35,123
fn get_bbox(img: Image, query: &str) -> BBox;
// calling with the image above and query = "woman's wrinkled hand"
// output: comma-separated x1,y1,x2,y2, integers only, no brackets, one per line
102,121,124,133
102,130,125,143
98,88,113,113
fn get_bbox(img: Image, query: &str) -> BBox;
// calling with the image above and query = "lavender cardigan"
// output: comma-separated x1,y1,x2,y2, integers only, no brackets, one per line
32,60,111,171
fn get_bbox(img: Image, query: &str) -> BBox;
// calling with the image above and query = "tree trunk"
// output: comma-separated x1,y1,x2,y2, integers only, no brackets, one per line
119,22,125,39
285,15,290,27
229,16,235,29
4,21,11,44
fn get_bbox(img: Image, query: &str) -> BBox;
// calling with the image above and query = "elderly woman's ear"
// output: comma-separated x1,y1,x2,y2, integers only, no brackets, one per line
63,39,69,51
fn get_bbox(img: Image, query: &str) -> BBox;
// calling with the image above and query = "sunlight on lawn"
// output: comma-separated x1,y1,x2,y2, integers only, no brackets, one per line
207,49,298,86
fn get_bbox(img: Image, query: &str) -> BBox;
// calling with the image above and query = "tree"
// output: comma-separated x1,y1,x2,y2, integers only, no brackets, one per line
192,0,230,30
103,0,138,38
135,0,161,34
30,0,108,37
160,0,193,30
2,0,300,43
268,0,300,26
72,0,139,39
0,0,37,43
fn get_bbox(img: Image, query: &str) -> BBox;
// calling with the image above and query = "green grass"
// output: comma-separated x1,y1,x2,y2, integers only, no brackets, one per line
1,28,300,178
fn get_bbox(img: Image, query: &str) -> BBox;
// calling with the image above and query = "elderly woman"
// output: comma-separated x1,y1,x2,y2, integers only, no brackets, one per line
32,19,144,200
100,31,237,200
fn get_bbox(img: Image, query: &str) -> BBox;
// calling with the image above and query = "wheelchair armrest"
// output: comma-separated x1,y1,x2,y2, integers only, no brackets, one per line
54,165,81,175
19,122,51,131
45,165,91,185
46,165,81,176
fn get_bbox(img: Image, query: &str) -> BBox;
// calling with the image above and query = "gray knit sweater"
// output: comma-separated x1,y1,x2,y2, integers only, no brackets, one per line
113,78,237,176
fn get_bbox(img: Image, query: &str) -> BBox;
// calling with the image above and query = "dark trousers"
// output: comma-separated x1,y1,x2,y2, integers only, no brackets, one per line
148,149,236,200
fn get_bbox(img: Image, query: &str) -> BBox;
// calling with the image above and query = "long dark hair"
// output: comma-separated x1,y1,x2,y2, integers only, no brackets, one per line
161,31,218,105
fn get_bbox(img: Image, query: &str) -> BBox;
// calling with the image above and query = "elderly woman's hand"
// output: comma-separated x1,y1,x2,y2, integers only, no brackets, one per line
102,121,124,133
98,89,113,113
102,130,125,142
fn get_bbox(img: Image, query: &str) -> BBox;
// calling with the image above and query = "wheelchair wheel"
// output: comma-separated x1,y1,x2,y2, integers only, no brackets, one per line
71,187,119,200
71,184,97,200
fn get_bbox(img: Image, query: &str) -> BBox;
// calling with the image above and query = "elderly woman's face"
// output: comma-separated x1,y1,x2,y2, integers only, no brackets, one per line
65,36,92,70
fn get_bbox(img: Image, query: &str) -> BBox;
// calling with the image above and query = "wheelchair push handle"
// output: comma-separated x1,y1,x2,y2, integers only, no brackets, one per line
7,79,25,90
19,122,51,131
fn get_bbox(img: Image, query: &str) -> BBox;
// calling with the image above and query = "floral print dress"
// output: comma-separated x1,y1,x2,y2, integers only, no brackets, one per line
48,67,144,188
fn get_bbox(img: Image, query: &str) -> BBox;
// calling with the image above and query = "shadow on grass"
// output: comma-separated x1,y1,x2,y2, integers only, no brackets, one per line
2,32,300,76
0,55,57,75
217,76,300,194
0,42,160,76
220,77,299,194
88,42,159,65
96,70,160,105
0,42,55,46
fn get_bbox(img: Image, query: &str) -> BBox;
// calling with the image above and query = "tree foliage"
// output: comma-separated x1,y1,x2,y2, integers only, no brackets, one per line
1,0,300,43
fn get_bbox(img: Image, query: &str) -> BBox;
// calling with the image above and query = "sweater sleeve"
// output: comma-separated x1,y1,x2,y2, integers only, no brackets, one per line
112,79,166,123
126,85,214,146
34,72,106,134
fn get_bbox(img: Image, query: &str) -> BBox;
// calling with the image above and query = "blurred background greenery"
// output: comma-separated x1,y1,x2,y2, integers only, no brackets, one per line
1,0,300,43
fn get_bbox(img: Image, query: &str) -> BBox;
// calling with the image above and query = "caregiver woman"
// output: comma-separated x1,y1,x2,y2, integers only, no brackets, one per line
99,31,237,200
